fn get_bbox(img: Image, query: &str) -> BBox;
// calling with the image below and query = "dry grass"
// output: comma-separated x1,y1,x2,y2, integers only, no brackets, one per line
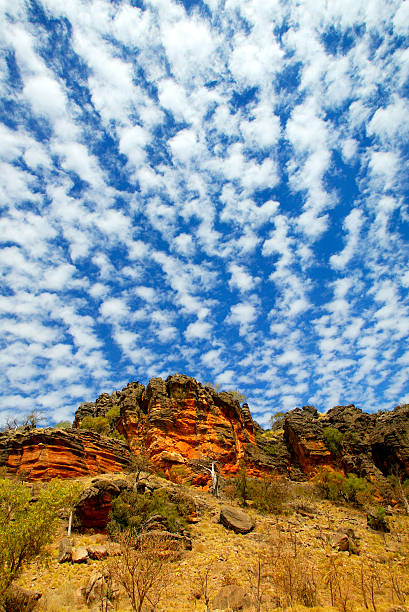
13,480,409,611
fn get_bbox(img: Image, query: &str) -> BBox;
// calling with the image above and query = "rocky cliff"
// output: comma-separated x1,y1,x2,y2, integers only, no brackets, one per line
0,428,131,480
283,403,409,483
0,375,408,486
75,375,280,484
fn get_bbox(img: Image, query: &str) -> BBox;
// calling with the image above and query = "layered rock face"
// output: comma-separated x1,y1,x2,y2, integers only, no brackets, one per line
74,375,277,483
1,375,407,485
0,428,131,480
283,403,409,482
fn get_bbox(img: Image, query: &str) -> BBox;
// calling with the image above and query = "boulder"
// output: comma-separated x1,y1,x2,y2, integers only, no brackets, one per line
219,506,255,534
74,478,132,531
58,537,73,563
87,544,109,560
72,546,89,563
332,528,360,554
3,585,41,612
332,533,349,552
212,584,252,610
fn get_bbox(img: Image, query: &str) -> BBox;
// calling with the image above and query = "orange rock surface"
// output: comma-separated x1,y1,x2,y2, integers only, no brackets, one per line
0,429,131,480
76,375,277,485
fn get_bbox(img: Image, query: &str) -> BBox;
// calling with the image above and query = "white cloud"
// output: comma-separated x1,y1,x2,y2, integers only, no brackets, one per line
226,301,258,335
229,264,260,293
185,320,212,340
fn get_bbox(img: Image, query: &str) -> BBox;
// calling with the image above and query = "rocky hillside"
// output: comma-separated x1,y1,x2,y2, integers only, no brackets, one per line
0,374,408,486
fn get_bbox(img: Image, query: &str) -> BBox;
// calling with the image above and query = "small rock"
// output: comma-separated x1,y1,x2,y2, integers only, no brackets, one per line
332,533,349,552
72,546,89,563
219,506,255,534
58,537,73,563
87,545,109,560
332,528,360,554
212,584,252,610
3,585,41,612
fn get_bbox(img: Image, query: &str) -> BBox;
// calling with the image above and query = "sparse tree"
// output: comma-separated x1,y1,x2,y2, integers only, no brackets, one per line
0,478,81,604
189,454,221,497
195,563,215,612
270,411,285,430
22,409,46,429
226,389,247,405
107,531,176,612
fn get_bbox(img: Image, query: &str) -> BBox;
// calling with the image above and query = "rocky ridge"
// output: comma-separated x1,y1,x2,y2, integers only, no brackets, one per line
0,374,408,485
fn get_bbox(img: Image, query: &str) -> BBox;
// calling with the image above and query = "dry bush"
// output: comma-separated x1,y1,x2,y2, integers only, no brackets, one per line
267,531,318,608
106,530,180,612
39,581,83,612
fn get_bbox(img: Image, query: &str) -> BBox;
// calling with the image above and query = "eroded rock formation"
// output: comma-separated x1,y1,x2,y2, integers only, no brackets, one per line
0,375,408,486
0,428,131,480
74,375,278,484
283,402,409,482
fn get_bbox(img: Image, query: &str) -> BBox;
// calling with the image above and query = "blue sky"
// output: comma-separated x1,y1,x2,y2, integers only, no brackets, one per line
0,0,408,427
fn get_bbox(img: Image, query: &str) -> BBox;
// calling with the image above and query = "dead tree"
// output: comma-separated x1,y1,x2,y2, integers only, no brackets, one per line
189,454,221,497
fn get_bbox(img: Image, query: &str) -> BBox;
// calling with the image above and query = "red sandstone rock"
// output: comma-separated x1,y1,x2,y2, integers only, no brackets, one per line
0,429,131,481
74,375,278,484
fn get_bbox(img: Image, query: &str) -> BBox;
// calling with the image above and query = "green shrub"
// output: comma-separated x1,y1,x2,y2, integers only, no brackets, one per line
80,415,110,434
367,506,389,532
0,479,81,603
315,468,372,506
227,467,288,514
105,405,120,424
323,427,344,455
108,489,194,537
54,421,72,429
79,406,125,439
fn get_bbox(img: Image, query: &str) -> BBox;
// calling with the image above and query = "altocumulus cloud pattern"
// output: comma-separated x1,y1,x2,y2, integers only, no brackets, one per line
0,0,409,426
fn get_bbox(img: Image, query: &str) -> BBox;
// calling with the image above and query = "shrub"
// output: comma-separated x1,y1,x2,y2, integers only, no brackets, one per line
0,478,81,603
367,506,389,532
227,468,289,514
107,530,177,612
105,405,120,424
80,415,110,434
54,421,72,429
108,489,193,537
168,465,192,484
79,405,126,440
323,427,344,455
315,468,372,506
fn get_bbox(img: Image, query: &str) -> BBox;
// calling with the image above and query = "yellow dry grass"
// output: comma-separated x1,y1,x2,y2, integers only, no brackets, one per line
16,480,409,611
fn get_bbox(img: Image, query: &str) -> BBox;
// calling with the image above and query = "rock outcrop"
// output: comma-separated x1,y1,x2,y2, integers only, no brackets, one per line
0,428,131,480
283,402,409,482
74,477,132,531
1,375,408,487
74,375,278,484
